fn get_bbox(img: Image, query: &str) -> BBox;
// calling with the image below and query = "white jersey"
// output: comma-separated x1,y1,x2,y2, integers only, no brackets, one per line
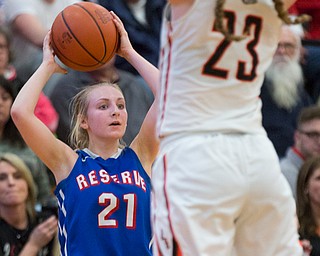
158,0,282,137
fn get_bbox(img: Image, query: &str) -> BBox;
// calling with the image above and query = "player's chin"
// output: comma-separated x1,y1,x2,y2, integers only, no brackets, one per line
108,127,125,138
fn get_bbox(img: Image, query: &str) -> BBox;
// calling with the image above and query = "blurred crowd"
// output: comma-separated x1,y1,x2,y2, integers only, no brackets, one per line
0,0,320,255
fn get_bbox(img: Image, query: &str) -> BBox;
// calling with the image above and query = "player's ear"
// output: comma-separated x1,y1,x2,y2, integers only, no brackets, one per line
79,115,88,130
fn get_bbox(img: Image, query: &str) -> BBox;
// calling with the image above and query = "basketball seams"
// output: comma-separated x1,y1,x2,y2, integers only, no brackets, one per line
51,2,118,71
61,8,102,64
51,21,101,70
50,17,96,69
73,3,108,62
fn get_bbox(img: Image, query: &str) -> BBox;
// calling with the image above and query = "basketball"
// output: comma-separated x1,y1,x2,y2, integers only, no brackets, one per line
51,2,119,72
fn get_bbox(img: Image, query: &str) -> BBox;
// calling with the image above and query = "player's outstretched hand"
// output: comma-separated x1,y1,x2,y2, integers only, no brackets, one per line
43,31,68,75
110,11,134,59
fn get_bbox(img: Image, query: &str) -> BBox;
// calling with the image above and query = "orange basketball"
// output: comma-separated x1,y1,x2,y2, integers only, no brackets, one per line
51,2,119,72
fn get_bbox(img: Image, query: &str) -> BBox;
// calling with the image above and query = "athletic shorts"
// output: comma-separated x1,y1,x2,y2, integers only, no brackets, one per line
151,132,302,256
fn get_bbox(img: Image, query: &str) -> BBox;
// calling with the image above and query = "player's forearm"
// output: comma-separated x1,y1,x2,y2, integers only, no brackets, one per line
125,49,159,95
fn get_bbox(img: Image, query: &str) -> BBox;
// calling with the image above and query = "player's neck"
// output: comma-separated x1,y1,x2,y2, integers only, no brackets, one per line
87,140,120,160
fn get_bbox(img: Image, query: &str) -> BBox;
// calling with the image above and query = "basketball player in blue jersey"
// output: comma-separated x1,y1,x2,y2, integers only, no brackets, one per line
10,13,159,255
151,0,309,256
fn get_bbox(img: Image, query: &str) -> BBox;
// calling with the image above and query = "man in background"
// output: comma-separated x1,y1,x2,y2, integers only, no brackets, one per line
281,105,320,200
261,24,313,158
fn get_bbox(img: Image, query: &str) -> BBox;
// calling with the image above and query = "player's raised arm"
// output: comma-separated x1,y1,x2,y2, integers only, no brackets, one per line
10,32,78,182
111,11,159,95
111,11,159,175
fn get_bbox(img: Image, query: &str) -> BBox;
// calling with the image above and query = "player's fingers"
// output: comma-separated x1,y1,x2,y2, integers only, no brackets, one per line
57,66,68,74
110,11,123,26
43,32,51,50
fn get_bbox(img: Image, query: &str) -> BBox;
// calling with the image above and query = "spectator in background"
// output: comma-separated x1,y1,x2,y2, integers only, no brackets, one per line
50,56,153,145
281,105,320,200
0,76,53,204
297,156,320,256
0,26,59,134
1,54,59,243
0,26,16,84
289,2,320,104
0,153,58,256
261,24,313,158
98,0,165,76
2,0,81,96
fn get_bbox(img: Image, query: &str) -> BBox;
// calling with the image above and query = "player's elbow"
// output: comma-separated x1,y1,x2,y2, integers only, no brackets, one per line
10,102,28,126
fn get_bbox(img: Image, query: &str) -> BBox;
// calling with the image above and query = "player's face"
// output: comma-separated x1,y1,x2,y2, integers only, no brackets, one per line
0,161,28,206
0,86,13,127
306,168,320,207
83,86,128,140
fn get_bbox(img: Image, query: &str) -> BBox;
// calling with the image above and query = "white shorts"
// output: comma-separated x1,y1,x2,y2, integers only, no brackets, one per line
151,133,302,256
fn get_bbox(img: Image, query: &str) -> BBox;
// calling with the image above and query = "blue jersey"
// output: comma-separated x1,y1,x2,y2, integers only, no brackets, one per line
54,147,152,255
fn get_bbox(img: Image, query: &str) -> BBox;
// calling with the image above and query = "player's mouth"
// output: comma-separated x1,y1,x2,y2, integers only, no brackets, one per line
110,121,121,126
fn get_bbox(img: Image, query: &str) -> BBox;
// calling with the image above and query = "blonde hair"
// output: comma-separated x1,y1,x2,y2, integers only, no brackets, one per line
69,82,126,150
214,0,311,41
0,153,37,221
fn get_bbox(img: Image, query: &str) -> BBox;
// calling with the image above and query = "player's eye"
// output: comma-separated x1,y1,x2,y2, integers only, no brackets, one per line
99,104,108,110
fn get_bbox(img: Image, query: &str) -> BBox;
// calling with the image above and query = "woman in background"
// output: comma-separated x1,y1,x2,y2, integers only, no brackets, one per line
0,152,58,256
0,76,52,204
297,156,320,256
